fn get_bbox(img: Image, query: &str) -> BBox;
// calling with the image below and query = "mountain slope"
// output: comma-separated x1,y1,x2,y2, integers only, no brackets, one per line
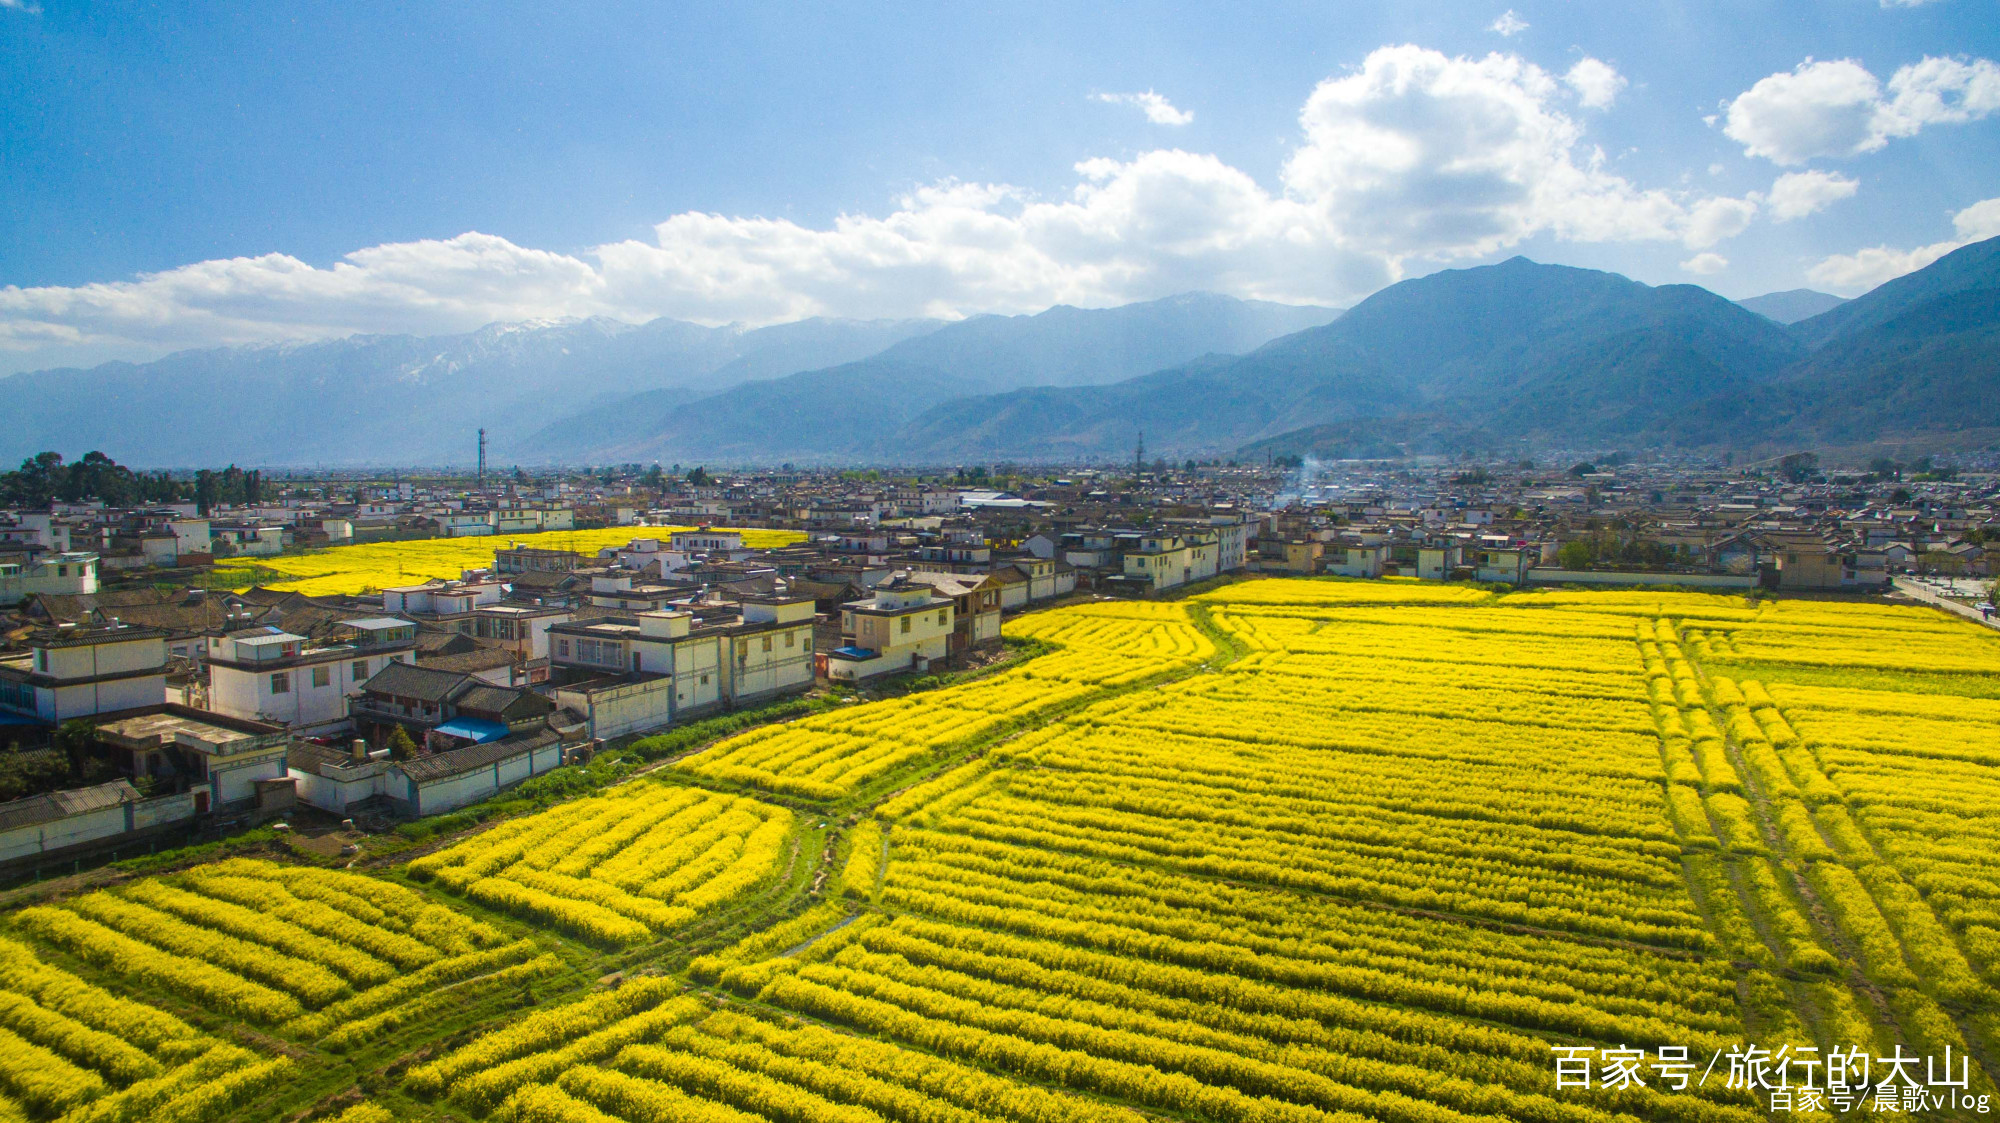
1792,235,2000,348
0,315,944,466
527,293,1342,462
884,258,1804,460
590,360,965,463
1737,289,1846,324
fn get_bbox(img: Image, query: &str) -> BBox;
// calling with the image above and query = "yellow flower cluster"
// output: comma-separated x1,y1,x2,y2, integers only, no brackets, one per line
679,602,1215,800
213,524,804,596
13,859,512,1041
0,937,281,1123
410,783,792,946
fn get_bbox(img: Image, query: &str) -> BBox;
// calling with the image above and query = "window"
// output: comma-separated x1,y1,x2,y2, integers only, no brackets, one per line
761,636,772,653
784,632,794,648
312,665,331,688
700,673,709,685
900,616,911,634
56,565,67,577
353,659,369,682
938,611,947,626
558,639,570,657
35,649,47,673
270,672,291,694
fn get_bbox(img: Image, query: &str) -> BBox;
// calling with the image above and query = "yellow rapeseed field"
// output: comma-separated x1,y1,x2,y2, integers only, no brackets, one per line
6,577,1999,1121
211,526,804,596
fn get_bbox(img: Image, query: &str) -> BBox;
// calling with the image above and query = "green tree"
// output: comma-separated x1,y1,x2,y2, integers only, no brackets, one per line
1557,540,1597,570
387,726,420,761
1568,462,1595,477
52,719,98,784
1779,452,1819,483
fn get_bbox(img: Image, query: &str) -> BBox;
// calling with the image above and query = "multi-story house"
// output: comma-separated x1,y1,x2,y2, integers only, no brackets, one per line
829,576,954,681
206,618,417,734
0,549,100,606
0,621,169,723
546,593,816,738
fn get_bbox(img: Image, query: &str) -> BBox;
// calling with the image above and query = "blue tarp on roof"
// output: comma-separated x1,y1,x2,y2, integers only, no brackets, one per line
830,646,879,660
432,718,510,743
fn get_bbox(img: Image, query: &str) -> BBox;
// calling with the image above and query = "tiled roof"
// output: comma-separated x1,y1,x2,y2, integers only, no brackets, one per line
360,661,469,703
399,728,562,783
0,779,142,832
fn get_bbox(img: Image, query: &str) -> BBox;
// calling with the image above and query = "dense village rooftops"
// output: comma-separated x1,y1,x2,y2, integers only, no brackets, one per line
26,621,167,648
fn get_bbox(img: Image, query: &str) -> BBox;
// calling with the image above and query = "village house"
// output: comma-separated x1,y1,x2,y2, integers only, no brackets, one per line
205,617,417,734
829,575,954,681
546,592,816,739
0,621,169,724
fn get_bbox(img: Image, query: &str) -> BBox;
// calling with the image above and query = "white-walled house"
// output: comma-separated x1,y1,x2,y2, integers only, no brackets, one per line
382,579,506,615
0,621,169,723
0,550,100,606
829,575,954,681
206,618,417,734
548,594,816,739
96,705,291,813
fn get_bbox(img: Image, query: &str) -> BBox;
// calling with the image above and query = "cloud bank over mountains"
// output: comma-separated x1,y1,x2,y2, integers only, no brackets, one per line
1,43,1991,370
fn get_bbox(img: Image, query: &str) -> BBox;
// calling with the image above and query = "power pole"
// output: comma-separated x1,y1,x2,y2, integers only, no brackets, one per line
477,428,487,493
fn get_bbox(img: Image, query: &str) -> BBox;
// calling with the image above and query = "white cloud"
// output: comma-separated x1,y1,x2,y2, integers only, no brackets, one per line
1954,197,2000,241
0,0,43,12
1094,90,1194,126
1490,10,1529,36
1765,170,1859,220
1281,46,1749,259
1724,55,2000,164
1680,253,1729,275
0,45,1776,366
1880,0,1943,7
1563,58,1627,109
1683,197,1759,248
1806,195,2000,293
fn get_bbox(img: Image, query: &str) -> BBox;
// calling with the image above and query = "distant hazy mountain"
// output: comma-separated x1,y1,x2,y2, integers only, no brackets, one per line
1665,236,2000,445
12,238,1997,468
889,258,1803,460
0,315,942,466
1736,289,1847,324
528,293,1342,462
1791,235,2000,348
1261,237,2000,458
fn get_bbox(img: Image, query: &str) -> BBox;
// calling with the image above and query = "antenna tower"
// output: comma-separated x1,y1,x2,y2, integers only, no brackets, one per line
477,428,488,492
1135,431,1145,483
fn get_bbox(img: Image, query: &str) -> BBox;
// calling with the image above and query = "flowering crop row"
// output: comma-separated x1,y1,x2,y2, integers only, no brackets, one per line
0,937,280,1123
703,589,1890,1121
675,601,1216,800
214,525,804,596
411,783,792,945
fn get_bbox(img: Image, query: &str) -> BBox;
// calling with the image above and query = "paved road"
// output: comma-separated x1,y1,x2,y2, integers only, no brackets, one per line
1893,577,2000,631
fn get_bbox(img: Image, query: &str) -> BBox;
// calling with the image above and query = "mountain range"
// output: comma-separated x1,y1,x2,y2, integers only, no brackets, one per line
1735,289,1846,324
4,236,1997,466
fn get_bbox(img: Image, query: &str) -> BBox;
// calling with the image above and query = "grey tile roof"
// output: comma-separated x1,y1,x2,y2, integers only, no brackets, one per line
400,728,561,783
360,661,469,703
0,779,142,832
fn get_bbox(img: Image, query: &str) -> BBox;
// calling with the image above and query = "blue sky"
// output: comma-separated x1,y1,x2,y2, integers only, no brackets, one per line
2,1,1997,373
